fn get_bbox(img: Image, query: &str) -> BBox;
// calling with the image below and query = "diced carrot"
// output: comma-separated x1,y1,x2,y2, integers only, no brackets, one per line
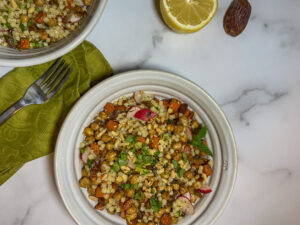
181,144,191,155
104,102,115,115
67,0,73,3
19,38,30,50
203,164,213,176
188,111,194,119
115,105,125,112
90,143,100,155
163,99,169,108
34,12,46,24
160,213,172,225
122,199,134,210
169,98,181,112
95,186,104,198
154,97,159,103
150,137,160,149
99,173,105,180
184,108,191,117
95,202,104,210
106,120,118,131
203,140,208,146
137,136,146,144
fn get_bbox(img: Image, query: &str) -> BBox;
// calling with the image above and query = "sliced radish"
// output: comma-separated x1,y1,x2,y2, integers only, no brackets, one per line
81,148,93,164
187,127,193,141
182,192,191,201
198,186,212,194
126,106,141,119
69,14,82,24
133,91,142,104
133,91,154,104
127,159,135,170
177,196,194,215
134,108,157,122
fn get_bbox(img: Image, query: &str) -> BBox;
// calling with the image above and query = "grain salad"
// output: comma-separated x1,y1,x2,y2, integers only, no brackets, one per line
78,91,214,225
0,0,91,50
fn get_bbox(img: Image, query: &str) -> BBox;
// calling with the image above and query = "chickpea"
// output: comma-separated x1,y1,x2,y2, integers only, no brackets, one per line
184,171,194,179
101,134,112,143
100,161,109,172
129,174,139,185
85,136,95,143
83,0,91,5
180,133,188,143
47,18,57,27
84,127,94,136
113,191,124,201
180,186,188,195
81,168,88,177
126,212,137,221
39,29,48,40
179,116,188,127
172,183,179,191
174,125,184,134
126,206,137,215
99,111,107,119
147,222,155,225
105,151,116,162
88,186,95,196
94,131,102,140
191,120,199,129
137,223,146,225
79,177,90,188
162,192,170,200
125,188,135,198
172,142,182,151
166,124,174,132
20,14,29,23
106,143,113,151
34,0,45,6
173,153,182,161
90,123,100,131
193,181,202,189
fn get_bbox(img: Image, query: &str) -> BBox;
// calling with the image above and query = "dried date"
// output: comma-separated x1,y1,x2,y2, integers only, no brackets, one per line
223,0,252,37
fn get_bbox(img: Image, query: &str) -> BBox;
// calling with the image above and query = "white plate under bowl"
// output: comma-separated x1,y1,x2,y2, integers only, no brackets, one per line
54,70,237,225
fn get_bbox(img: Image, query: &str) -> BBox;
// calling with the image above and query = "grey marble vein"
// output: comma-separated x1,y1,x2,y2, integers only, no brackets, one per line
261,168,292,178
221,88,288,126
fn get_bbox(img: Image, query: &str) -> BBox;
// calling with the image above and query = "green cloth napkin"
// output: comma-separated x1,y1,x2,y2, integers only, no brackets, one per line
0,41,113,185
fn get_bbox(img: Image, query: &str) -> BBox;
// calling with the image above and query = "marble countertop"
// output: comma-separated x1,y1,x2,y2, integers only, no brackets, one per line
1,0,300,224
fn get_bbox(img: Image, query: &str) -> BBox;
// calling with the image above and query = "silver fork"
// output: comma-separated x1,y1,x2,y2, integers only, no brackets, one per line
0,58,72,126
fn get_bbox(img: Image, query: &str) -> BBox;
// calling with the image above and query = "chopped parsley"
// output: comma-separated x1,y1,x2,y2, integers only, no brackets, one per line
112,162,119,172
150,197,162,212
191,125,213,156
178,168,185,178
182,152,187,163
125,135,137,145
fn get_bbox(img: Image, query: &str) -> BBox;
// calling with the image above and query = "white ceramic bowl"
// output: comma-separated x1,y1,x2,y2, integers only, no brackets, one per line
0,0,107,67
55,70,237,225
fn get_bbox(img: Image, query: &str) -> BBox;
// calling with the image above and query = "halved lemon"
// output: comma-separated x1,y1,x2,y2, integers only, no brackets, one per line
160,0,218,33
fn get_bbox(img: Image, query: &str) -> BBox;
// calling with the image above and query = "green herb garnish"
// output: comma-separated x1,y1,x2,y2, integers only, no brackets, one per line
191,125,213,156
150,197,162,212
124,183,131,190
178,168,185,178
163,133,170,140
182,152,187,163
172,160,179,169
125,135,137,145
27,19,33,27
112,162,119,172
118,158,128,166
87,159,93,168
154,151,160,157
19,22,25,32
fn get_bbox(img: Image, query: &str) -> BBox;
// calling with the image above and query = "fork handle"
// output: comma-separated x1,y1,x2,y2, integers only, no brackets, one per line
0,100,24,126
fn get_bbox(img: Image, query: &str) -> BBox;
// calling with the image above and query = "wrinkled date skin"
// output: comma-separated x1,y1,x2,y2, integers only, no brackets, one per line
223,0,252,37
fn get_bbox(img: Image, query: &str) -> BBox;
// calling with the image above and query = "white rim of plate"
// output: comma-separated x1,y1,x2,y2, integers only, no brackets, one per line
54,70,237,225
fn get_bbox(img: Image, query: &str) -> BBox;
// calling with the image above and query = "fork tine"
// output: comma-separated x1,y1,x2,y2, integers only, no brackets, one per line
40,60,65,90
36,57,62,86
44,64,68,93
47,68,72,98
